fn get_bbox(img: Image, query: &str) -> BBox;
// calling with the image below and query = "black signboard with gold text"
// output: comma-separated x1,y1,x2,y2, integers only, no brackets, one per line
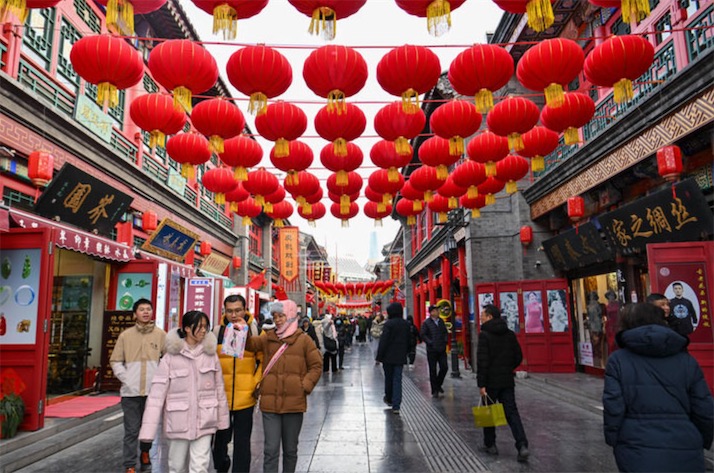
98,310,135,391
543,222,615,271
141,217,200,262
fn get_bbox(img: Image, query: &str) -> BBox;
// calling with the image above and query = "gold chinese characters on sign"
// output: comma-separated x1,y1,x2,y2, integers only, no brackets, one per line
279,227,299,283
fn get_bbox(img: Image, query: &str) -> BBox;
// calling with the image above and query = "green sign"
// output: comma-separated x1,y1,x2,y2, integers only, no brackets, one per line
74,95,112,143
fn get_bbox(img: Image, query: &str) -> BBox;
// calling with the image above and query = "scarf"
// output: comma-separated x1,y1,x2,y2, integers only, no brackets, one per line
276,300,299,339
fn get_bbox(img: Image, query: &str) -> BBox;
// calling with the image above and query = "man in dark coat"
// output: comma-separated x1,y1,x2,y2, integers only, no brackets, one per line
376,302,410,415
420,305,449,397
476,304,529,462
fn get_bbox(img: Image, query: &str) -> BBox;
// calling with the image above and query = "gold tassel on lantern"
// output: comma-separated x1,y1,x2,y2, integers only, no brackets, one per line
438,212,447,223
377,202,386,213
467,186,478,199
471,208,481,219
621,0,650,23
426,0,452,37
526,0,554,33
213,3,238,40
382,194,393,206
505,181,517,194
485,194,495,205
544,83,564,108
333,138,347,156
255,194,265,206
407,215,416,225
424,190,434,203
436,165,448,180
475,89,494,114
388,168,399,183
287,171,299,186
340,195,350,214
401,88,420,112
531,156,545,173
413,200,423,212
564,127,580,146
297,196,306,208
208,135,225,154
230,202,237,212
395,137,411,156
149,130,165,149
242,216,251,226
309,6,337,41
507,132,524,152
274,219,284,228
248,92,268,115
302,202,313,214
181,163,195,180
485,161,496,177
448,197,457,209
1,0,27,23
234,166,248,181
105,0,136,35
336,170,348,186
448,136,464,156
613,78,634,104
263,202,273,213
274,138,290,157
97,82,119,109
215,193,226,205
173,86,193,112
327,90,347,114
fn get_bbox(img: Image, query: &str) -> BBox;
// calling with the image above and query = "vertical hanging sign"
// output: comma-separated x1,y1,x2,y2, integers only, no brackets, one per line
390,255,403,281
279,227,299,282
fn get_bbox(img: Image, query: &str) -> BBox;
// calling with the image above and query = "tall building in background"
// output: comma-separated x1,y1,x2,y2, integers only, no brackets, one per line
368,231,379,262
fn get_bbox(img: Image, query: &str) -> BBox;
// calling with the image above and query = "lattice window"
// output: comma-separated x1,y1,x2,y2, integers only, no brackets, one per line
650,0,661,10
73,0,101,33
655,12,672,44
108,90,126,130
57,18,81,92
686,4,714,61
611,16,631,36
22,7,55,70
2,187,35,209
143,74,159,93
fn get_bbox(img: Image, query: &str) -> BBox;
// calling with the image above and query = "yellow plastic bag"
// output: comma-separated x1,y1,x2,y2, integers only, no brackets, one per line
472,396,507,428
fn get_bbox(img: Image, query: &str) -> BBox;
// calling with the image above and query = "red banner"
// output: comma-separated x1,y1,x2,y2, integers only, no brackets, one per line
390,255,403,281
279,227,299,282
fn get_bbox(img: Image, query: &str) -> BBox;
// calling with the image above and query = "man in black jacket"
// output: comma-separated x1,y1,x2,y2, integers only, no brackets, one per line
477,304,529,462
376,302,410,415
420,305,449,398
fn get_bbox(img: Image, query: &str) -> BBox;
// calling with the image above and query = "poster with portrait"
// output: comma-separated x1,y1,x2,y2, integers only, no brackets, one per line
477,292,494,309
523,290,544,333
547,289,569,332
657,263,710,343
499,291,520,333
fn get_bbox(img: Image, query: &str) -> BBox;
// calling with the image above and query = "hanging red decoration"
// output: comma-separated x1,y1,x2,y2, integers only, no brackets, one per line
202,167,238,205
235,196,262,226
408,165,446,203
1,0,61,25
540,92,595,146
302,186,324,215
430,100,482,156
243,167,280,207
394,0,467,36
466,130,509,177
584,35,655,104
588,0,650,23
495,155,530,194
518,126,559,173
418,136,460,180
567,196,585,222
395,198,420,225
400,181,425,212
516,38,584,108
95,0,165,35
460,193,488,218
477,176,505,205
284,171,320,209
448,44,514,113
191,0,268,39
486,97,540,152
288,1,366,40
520,225,533,246
320,142,363,186
437,176,467,209
148,40,218,112
226,45,292,114
303,45,368,112
130,93,187,149
373,101,426,155
377,45,441,111
218,135,263,182
191,98,245,154
225,181,250,211
165,133,212,179
328,189,359,205
200,241,212,256
452,160,486,199
142,211,158,233
232,256,242,269
427,194,451,223
314,103,366,156
70,35,144,109
299,201,326,226
266,201,294,227
656,145,683,183
364,186,387,213
254,101,307,158
370,140,411,183
364,201,393,227
326,171,363,214
263,185,286,214
329,201,359,227
270,140,313,186
493,0,555,33
27,150,54,187
368,169,404,205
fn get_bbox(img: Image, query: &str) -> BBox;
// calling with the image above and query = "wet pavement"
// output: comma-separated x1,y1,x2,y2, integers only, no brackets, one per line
4,339,652,472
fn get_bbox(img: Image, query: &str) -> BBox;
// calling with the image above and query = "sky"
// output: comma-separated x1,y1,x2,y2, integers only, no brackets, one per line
177,0,505,265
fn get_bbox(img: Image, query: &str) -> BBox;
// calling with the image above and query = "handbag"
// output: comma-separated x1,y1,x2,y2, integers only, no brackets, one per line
323,335,337,353
253,343,288,400
472,395,507,428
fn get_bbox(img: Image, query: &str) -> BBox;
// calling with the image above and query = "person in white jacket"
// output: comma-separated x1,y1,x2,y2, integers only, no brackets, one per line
139,311,229,473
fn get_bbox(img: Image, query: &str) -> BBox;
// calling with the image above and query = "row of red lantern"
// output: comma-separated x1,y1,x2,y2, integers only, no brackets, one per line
313,280,395,298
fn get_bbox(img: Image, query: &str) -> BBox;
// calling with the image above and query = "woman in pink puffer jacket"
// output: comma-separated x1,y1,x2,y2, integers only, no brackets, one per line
140,311,229,473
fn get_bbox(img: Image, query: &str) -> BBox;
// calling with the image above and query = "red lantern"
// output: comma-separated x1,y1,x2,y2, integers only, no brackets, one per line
202,167,238,205
466,130,510,177
95,0,165,35
364,201,393,226
328,189,359,204
243,167,280,207
365,186,387,212
27,150,54,187
370,140,412,183
540,92,595,145
235,196,263,226
486,97,540,152
284,171,320,209
518,126,559,172
218,135,263,181
70,35,144,108
460,193,487,218
191,0,269,39
368,169,404,204
314,103,366,156
226,45,292,114
130,93,187,149
303,45,368,112
452,160,486,199
200,241,212,256
320,142,363,186
493,0,555,33
302,186,324,214
299,201,326,226
232,256,242,269
495,155,530,194
142,211,158,233
225,181,250,212
166,133,212,179
477,176,505,205
255,101,307,157
395,198,420,225
516,38,584,108
374,101,426,155
427,194,451,223
656,145,683,182
330,201,359,227
394,0,467,36
377,45,441,110
288,1,366,40
326,171,363,213
191,98,245,153
448,44,514,113
1,0,62,24
430,100,482,156
263,185,286,214
266,201,294,227
400,181,425,212
148,40,218,112
520,225,533,246
567,196,585,222
408,165,446,202
584,35,655,104
589,0,650,23
270,140,313,186
418,136,460,180
437,176,467,209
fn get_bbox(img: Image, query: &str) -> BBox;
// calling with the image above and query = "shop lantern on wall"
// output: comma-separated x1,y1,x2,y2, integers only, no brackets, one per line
520,225,533,246
567,196,585,222
27,150,54,187
656,145,683,183
395,0,467,36
232,256,242,269
227,45,292,115
200,241,212,256
142,211,158,233
191,0,269,40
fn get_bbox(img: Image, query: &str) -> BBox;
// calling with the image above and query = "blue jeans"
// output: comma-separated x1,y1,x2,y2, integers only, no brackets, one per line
483,386,528,450
262,412,303,473
383,364,404,410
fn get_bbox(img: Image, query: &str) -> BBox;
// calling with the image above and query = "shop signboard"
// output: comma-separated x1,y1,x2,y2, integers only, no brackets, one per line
599,178,713,254
185,278,215,321
35,163,133,236
141,218,200,262
542,222,614,271
199,253,230,276
279,227,299,282
99,310,135,391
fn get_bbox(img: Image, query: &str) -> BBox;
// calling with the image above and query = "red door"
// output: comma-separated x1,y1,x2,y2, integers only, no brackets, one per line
0,228,54,431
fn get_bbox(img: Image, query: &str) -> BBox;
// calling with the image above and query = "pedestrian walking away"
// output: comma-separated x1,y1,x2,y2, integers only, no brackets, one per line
321,314,339,373
420,305,449,397
476,304,529,462
212,294,263,473
110,298,166,473
406,315,421,370
603,303,713,472
376,302,411,414
139,311,230,473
